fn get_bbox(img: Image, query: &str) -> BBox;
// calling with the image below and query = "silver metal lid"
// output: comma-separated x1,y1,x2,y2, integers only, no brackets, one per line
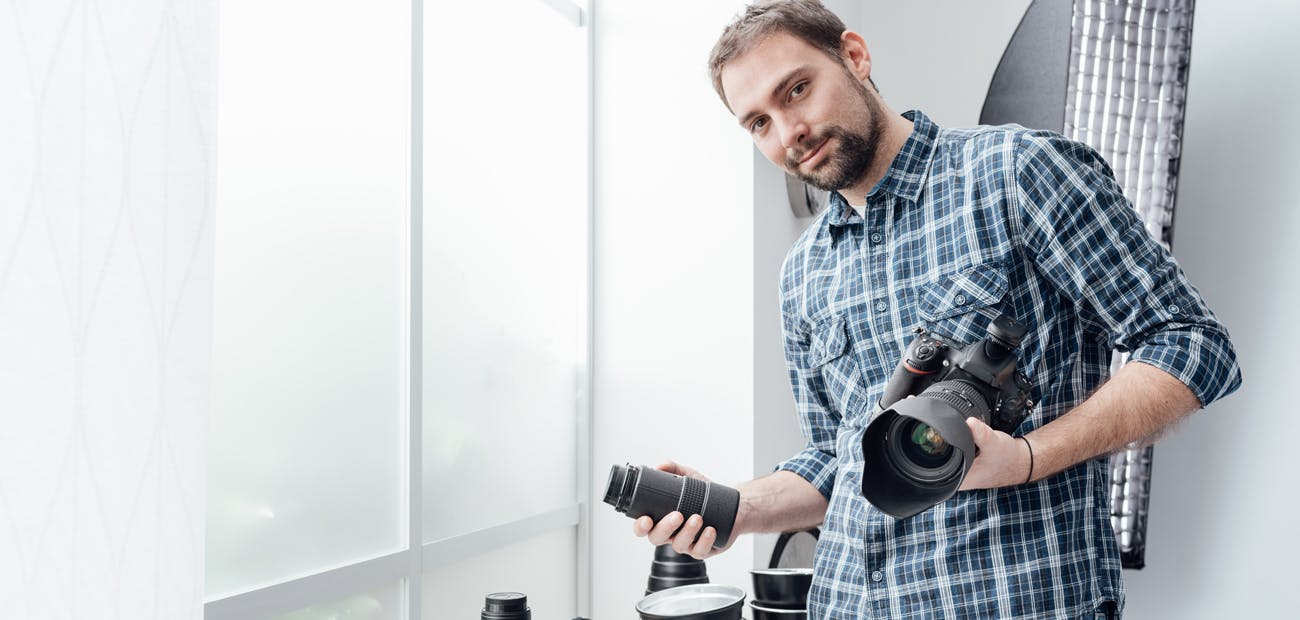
635,583,746,617
749,568,814,576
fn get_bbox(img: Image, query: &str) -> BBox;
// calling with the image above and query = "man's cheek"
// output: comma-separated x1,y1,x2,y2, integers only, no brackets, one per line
763,148,789,172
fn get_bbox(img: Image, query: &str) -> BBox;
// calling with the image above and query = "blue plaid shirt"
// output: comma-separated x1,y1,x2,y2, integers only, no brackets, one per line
776,110,1240,619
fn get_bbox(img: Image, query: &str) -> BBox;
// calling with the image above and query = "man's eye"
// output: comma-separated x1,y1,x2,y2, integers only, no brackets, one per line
790,82,807,98
751,117,767,132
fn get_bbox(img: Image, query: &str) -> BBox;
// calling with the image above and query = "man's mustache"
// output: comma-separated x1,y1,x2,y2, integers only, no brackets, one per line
785,129,838,168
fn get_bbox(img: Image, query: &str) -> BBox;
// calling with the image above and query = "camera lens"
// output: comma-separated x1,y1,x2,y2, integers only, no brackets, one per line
863,380,986,518
884,415,962,484
603,463,638,512
481,592,530,620
602,463,740,549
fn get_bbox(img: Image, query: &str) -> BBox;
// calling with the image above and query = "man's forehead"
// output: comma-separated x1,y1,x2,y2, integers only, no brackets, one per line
721,32,835,115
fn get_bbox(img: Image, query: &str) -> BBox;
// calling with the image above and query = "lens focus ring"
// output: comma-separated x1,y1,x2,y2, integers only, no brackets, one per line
679,477,707,517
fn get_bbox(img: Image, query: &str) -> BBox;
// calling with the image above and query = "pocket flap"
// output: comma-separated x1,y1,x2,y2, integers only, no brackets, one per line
919,264,1009,322
809,316,848,366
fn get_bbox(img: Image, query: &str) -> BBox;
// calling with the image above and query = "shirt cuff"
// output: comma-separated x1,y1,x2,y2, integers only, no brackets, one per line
775,447,838,500
1128,325,1242,408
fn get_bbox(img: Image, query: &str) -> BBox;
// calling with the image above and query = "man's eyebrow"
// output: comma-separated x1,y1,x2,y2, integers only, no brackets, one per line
737,65,810,128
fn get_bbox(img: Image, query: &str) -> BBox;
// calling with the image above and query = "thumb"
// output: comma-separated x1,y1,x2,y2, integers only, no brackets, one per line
656,460,682,474
966,417,993,448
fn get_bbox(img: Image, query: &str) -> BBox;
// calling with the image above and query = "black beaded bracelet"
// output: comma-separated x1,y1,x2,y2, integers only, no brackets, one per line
1019,436,1034,484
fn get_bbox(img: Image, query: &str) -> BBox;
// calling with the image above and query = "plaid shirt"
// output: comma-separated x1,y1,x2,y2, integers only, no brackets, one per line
776,110,1240,619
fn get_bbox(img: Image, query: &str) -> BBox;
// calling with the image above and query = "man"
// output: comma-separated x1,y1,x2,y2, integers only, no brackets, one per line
632,1,1242,618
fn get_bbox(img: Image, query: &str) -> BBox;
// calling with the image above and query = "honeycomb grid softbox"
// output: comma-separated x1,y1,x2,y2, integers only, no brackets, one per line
981,0,1198,569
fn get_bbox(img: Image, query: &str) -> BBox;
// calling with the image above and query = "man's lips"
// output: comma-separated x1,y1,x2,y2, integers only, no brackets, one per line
799,137,829,165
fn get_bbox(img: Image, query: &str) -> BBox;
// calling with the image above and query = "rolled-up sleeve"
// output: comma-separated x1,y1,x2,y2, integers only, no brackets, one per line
1013,132,1242,407
773,251,841,499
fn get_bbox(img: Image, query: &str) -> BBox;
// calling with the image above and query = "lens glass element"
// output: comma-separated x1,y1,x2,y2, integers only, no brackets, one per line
908,422,951,459
884,416,962,485
904,418,956,465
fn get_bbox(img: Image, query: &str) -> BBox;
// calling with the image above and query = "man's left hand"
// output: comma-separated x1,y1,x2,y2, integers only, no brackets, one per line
957,417,1033,490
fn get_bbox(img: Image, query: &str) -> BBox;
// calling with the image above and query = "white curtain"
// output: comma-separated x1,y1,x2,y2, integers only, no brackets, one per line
0,1,215,617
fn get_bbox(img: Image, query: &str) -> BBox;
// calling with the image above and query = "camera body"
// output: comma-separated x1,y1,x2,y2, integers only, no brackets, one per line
879,316,1034,433
861,314,1035,518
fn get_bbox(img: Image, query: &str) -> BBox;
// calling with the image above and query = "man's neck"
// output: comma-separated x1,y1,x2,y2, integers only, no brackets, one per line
840,108,916,208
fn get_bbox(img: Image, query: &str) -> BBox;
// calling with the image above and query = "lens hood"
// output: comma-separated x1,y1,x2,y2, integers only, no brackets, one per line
647,544,710,594
861,394,978,519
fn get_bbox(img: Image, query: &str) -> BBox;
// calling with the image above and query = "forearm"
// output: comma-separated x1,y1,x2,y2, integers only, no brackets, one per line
1025,360,1201,481
735,470,829,535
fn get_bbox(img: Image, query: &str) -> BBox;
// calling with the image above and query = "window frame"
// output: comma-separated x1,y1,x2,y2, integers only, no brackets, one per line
203,1,592,617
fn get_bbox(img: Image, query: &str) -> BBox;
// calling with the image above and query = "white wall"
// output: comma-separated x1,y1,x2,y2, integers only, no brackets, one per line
750,144,814,568
0,1,215,617
858,0,1033,127
1121,1,1300,616
591,1,756,617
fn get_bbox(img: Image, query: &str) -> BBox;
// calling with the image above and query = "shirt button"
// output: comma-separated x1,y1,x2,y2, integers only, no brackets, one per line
870,232,883,244
1167,304,1181,314
875,301,888,312
954,294,967,306
871,570,884,582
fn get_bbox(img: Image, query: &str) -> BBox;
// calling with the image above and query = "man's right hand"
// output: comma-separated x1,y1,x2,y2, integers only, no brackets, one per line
630,461,737,560
629,462,829,561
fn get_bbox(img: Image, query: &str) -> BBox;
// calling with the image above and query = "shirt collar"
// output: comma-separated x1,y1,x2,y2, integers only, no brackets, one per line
825,109,938,227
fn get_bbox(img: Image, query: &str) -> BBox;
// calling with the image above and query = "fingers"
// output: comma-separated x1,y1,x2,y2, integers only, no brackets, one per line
966,417,992,448
633,511,715,559
655,460,683,475
671,514,706,556
688,525,718,558
632,515,654,538
646,511,685,546
658,461,713,483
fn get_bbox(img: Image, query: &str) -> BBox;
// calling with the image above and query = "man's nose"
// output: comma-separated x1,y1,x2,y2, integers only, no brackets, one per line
778,116,808,150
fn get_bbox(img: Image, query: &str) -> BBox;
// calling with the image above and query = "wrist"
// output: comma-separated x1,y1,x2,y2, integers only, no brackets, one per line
1019,435,1035,484
733,483,757,536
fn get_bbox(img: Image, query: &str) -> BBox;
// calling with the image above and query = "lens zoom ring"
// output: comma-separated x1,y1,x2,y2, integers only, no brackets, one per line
679,477,707,517
921,381,984,414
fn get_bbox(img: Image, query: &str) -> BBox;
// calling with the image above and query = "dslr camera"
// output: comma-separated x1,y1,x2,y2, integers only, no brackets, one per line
861,314,1035,518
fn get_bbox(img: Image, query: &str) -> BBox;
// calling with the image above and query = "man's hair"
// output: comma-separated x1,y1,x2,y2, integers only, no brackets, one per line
707,0,850,110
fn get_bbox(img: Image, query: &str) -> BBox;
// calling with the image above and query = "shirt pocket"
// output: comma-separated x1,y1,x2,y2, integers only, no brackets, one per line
808,316,865,419
917,262,1010,344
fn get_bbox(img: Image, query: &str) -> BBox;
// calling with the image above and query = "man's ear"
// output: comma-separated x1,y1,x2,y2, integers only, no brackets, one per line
839,31,872,82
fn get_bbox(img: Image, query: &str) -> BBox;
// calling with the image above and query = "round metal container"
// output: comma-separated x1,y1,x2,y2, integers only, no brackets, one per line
635,583,746,620
750,601,809,620
750,568,813,609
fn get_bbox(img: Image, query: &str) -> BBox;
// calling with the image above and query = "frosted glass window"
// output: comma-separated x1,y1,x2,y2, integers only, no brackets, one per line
423,527,578,619
423,0,587,540
207,0,410,597
273,582,403,620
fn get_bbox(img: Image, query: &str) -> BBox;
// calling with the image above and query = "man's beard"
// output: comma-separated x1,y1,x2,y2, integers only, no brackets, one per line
786,79,887,193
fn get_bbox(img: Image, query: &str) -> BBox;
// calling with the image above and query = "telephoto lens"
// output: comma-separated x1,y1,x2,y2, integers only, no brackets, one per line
481,592,530,620
604,463,741,549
